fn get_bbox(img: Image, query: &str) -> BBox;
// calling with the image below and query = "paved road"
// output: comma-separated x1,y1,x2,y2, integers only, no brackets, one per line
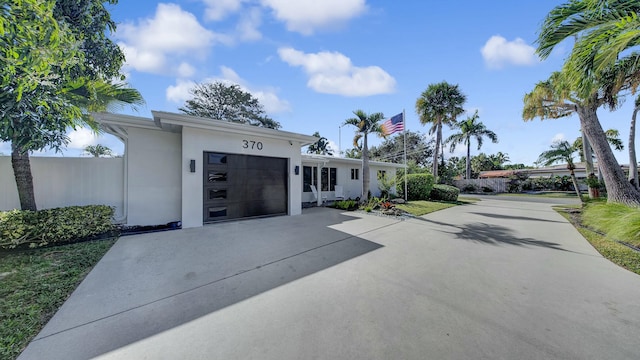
20,197,640,359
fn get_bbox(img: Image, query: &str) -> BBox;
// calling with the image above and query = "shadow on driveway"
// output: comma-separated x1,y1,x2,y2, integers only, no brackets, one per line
20,208,386,360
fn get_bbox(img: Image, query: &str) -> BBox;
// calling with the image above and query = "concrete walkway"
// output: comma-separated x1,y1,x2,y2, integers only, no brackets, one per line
20,198,640,359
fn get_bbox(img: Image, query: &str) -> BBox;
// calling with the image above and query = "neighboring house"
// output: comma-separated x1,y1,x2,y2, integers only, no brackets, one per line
1,111,403,228
479,162,633,179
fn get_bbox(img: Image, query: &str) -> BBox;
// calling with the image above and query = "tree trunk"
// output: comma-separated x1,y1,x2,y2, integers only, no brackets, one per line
569,169,584,204
466,139,471,180
432,123,441,179
630,106,639,189
362,132,370,202
11,142,37,211
577,105,640,206
581,130,596,198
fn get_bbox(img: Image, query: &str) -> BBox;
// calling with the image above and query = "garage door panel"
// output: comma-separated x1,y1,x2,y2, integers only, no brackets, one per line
204,152,288,222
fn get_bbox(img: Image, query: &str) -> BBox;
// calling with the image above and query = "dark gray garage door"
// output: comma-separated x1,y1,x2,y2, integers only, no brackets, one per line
203,152,288,222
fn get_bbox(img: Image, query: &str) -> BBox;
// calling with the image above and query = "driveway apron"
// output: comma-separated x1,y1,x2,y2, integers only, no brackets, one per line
19,198,640,360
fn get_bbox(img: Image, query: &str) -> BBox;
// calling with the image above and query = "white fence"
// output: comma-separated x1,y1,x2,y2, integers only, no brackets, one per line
1,156,124,217
453,178,509,193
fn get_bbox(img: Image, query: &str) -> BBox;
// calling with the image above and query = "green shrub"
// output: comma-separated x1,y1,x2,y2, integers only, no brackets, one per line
397,173,434,201
482,186,494,193
462,183,477,193
430,184,460,202
333,199,359,211
0,205,116,249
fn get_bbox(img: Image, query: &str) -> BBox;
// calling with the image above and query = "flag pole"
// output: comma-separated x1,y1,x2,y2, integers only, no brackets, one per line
403,109,407,201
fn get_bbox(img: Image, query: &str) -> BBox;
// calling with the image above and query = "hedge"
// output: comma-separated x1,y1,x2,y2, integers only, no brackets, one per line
0,205,116,250
398,173,435,201
430,184,460,202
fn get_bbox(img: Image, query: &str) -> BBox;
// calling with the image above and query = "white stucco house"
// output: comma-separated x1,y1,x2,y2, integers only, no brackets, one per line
1,111,403,228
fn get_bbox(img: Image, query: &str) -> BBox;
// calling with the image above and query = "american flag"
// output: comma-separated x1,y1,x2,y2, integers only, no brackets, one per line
381,113,404,136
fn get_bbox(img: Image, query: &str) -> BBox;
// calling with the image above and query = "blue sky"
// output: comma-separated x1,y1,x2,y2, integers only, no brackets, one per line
2,0,635,166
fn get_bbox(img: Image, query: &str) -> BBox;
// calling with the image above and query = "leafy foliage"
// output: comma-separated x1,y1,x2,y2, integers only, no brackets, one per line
180,82,281,129
430,184,460,202
397,173,435,201
369,130,434,166
377,172,396,199
416,81,466,179
83,144,113,157
446,110,498,179
0,205,115,249
331,199,359,211
307,131,333,155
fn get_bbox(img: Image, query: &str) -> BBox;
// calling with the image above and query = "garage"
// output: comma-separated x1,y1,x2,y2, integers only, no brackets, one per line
203,152,288,222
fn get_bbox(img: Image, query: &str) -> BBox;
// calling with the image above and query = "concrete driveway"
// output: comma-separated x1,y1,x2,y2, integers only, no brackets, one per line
20,197,640,360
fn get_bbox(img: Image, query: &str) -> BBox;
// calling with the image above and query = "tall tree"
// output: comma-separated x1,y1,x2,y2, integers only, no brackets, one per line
415,82,466,181
1,0,137,211
523,71,640,206
369,130,435,167
307,131,333,155
445,111,498,179
537,140,584,202
180,82,281,129
344,110,386,201
535,0,640,206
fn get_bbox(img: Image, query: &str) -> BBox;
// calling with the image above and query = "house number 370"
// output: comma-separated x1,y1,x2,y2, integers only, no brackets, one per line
242,140,263,150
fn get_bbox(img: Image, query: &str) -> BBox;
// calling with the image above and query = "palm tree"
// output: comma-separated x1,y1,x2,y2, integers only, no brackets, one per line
343,110,386,201
523,71,640,206
415,82,466,181
537,140,584,202
491,152,510,169
11,79,144,210
84,144,113,157
535,1,640,206
307,131,334,156
445,111,498,179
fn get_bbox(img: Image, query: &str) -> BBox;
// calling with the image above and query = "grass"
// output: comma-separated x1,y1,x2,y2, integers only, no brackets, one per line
0,239,116,359
581,202,640,248
554,204,640,276
396,197,478,217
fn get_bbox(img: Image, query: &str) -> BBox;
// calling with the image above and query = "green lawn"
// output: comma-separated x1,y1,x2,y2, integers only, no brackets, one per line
0,239,116,359
396,197,478,217
554,205,640,276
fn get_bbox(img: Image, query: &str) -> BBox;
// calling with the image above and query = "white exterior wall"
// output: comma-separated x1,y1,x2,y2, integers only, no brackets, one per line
181,127,303,228
300,159,400,202
125,127,182,225
0,156,124,216
369,164,398,197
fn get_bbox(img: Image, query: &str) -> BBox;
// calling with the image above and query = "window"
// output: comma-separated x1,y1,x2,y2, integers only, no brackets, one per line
322,167,337,191
303,166,317,192
304,166,336,192
377,170,387,179
351,168,359,180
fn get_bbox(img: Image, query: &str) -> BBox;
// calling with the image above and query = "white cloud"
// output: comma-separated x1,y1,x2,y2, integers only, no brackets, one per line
177,62,196,78
166,66,290,113
237,7,262,41
278,47,396,96
116,4,225,75
552,133,565,143
166,79,197,103
481,35,539,69
202,0,245,21
67,127,99,150
261,0,367,35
